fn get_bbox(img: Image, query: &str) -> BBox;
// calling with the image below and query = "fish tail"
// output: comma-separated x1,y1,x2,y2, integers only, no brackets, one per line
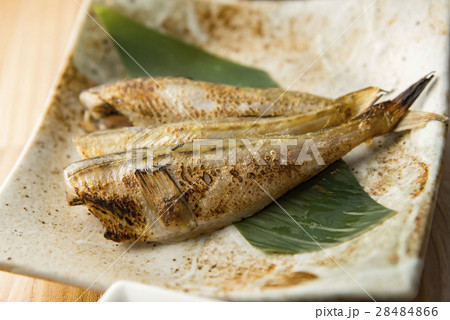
354,72,435,134
392,72,435,113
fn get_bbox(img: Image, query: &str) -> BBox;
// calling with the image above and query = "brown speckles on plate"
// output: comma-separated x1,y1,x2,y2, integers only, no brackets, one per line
363,136,430,199
262,271,318,289
0,0,447,302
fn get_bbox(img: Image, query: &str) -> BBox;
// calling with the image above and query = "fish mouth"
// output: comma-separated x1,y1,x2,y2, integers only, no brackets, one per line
79,85,121,115
79,87,106,110
80,87,132,130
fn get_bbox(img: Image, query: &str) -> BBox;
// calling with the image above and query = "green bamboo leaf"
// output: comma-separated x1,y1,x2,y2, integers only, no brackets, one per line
95,6,278,88
96,7,396,254
235,160,395,253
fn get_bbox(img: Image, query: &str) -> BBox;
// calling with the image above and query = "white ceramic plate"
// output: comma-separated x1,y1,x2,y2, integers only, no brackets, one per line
99,281,214,302
0,0,448,301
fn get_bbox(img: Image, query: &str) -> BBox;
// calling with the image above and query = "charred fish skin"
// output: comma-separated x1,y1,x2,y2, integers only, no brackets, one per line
66,74,434,243
80,76,382,128
73,87,382,159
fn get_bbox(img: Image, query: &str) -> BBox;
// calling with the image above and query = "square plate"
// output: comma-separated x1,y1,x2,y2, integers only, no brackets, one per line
0,0,448,301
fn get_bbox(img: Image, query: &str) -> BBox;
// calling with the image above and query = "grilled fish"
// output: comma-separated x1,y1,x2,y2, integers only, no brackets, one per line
74,110,446,160
74,91,382,159
64,74,436,243
80,77,382,129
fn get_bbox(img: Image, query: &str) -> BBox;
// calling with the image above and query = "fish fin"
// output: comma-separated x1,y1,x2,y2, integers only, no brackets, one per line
127,128,172,149
394,110,448,132
335,86,386,113
135,168,197,231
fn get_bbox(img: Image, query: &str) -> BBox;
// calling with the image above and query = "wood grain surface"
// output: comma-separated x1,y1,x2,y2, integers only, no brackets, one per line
0,0,447,302
0,0,101,302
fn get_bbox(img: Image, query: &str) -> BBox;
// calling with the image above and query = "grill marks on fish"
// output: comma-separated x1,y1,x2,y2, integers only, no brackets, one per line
73,87,382,159
65,74,438,243
77,179,149,241
79,77,382,129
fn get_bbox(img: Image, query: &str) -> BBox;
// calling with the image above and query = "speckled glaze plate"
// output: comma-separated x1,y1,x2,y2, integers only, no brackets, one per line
0,0,448,301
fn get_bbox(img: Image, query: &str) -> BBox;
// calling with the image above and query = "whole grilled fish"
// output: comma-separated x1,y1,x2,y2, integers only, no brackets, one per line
65,74,434,243
74,110,445,160
74,89,381,159
80,77,382,129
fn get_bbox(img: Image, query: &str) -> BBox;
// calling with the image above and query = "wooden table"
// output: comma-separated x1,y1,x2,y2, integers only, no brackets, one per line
0,0,447,302
0,0,101,302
